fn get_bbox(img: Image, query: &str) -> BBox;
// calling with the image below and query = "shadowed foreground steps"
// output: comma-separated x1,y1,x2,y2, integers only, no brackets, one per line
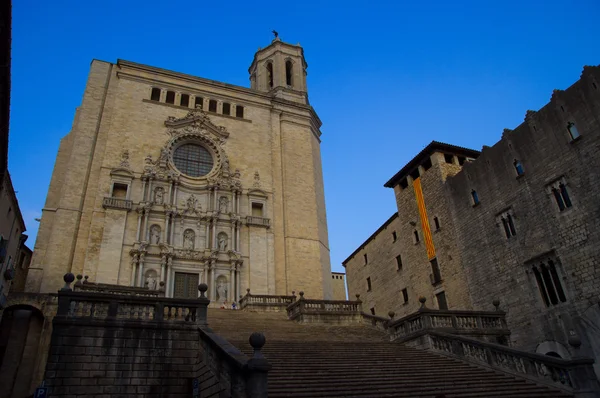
207,309,573,398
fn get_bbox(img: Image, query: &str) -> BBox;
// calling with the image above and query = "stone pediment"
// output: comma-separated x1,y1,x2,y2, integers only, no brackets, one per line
164,107,229,140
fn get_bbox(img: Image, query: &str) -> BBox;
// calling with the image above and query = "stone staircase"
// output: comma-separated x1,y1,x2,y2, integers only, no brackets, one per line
206,309,572,397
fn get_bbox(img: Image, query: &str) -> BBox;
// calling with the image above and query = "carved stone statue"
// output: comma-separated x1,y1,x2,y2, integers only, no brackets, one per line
216,276,228,302
218,233,228,251
253,171,261,188
154,187,164,205
120,149,130,168
146,275,157,290
219,197,228,213
187,195,198,211
183,229,195,250
150,225,161,244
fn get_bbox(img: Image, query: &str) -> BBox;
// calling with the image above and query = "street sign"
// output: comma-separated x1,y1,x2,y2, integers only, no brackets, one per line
35,387,48,398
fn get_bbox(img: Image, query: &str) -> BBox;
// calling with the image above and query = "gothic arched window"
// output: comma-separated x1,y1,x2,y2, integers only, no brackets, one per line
285,60,293,87
266,62,274,89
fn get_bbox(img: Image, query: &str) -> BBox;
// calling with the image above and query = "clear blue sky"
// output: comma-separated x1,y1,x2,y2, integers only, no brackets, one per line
8,0,599,273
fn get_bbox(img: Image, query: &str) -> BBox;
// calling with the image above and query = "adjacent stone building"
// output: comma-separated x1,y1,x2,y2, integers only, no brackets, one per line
27,37,333,301
343,142,479,318
344,65,600,369
331,271,347,300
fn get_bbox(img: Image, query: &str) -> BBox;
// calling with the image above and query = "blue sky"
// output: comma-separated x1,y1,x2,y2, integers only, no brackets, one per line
8,0,599,273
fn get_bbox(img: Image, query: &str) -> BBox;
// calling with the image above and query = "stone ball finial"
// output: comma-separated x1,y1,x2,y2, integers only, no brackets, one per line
249,332,266,351
75,274,83,285
247,288,251,294
292,290,295,296
299,291,304,298
239,295,243,300
419,296,427,304
159,281,165,286
64,273,75,284
492,299,500,311
355,294,361,300
388,311,395,319
83,275,89,284
568,331,582,349
198,283,208,294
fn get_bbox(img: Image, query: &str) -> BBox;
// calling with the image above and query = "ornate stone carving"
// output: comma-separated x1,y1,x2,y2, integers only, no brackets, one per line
154,186,165,205
119,149,130,168
150,225,161,244
254,171,261,188
183,229,195,250
164,108,230,140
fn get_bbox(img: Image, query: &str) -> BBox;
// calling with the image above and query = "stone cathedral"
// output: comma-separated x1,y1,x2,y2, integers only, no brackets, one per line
26,37,333,302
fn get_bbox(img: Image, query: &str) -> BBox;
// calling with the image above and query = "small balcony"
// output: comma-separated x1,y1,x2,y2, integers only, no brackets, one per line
102,197,133,211
246,216,271,228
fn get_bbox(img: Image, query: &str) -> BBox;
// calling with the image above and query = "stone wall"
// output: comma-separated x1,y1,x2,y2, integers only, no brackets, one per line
446,65,600,363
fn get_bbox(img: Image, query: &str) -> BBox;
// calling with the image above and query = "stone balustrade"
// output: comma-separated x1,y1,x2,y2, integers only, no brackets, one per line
286,291,363,324
423,331,599,396
239,289,296,312
102,196,133,211
246,215,271,227
387,297,510,344
47,273,271,397
73,274,165,297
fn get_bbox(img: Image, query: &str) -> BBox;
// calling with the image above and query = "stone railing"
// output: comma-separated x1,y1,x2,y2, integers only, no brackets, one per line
286,291,363,324
361,312,391,332
102,196,133,211
73,274,165,297
423,331,600,396
387,297,510,344
239,289,296,312
246,216,271,228
50,273,271,398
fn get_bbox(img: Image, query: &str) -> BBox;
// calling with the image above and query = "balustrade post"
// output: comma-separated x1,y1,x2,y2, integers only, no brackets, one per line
451,315,458,329
355,294,362,312
107,300,119,320
57,273,75,317
245,332,271,398
154,302,164,322
422,313,432,330
476,315,484,330
196,283,210,326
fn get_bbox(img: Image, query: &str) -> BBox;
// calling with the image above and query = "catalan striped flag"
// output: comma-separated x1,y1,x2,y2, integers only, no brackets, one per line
413,178,436,260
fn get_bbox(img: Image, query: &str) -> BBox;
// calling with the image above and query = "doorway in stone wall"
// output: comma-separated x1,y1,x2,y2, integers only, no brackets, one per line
173,272,199,299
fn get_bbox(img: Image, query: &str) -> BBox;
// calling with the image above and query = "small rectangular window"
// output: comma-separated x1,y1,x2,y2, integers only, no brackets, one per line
457,156,466,165
236,105,244,118
370,307,375,315
444,154,454,164
399,178,408,189
567,122,580,140
392,231,397,242
402,288,409,303
150,87,161,101
433,217,440,230
166,91,175,104
436,291,448,310
222,102,231,115
180,94,190,107
366,277,372,291
396,255,402,271
209,99,217,112
430,258,442,284
112,183,128,199
363,253,368,265
251,203,264,217
413,230,419,244
194,96,204,109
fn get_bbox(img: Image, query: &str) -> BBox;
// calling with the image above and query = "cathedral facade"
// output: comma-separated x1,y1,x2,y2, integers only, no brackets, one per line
27,38,333,301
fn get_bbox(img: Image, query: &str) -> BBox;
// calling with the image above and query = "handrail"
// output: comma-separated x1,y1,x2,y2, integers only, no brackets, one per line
424,331,599,394
286,292,363,320
239,291,295,310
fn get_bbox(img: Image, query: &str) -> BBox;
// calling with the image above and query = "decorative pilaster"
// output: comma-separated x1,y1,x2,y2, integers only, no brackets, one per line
137,253,146,288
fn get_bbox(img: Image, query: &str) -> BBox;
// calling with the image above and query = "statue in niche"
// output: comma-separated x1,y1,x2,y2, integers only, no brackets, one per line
154,186,164,205
158,147,169,164
183,229,195,250
216,275,228,302
219,197,228,213
150,225,161,244
218,232,228,251
146,270,158,290
120,149,130,168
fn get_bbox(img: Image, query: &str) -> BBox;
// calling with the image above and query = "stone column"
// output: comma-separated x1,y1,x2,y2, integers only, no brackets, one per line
173,182,179,205
160,255,166,284
213,187,219,211
170,213,176,244
209,263,216,301
130,255,139,286
236,221,241,251
205,220,210,250
212,217,217,248
143,211,150,241
166,257,172,297
236,265,241,303
136,209,143,241
167,181,173,206
141,177,147,202
147,178,154,202
230,223,234,252
236,191,240,214
137,254,145,288
229,265,235,303
163,213,169,243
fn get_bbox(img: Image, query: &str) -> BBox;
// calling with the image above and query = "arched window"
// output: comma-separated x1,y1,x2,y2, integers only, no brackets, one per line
165,91,175,104
285,60,293,87
266,62,274,89
222,102,231,115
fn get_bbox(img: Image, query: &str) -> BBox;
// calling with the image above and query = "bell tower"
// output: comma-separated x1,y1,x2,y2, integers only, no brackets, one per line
248,36,308,103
